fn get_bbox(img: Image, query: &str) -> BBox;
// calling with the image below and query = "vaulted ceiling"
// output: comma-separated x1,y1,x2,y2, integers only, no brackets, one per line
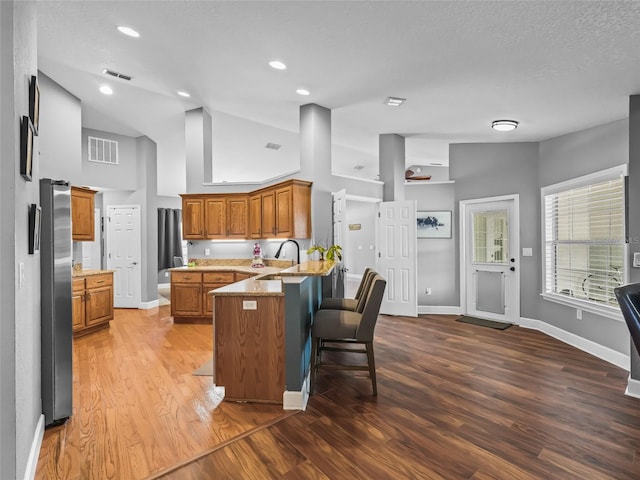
37,1,640,185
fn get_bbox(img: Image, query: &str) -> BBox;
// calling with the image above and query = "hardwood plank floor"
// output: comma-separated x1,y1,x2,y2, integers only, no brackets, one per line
35,306,287,480
37,308,640,479
156,314,640,480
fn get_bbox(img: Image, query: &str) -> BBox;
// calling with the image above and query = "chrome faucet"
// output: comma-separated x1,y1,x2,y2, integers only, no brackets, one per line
275,239,300,265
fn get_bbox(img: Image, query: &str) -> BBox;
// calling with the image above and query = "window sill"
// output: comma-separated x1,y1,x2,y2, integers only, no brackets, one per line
541,293,624,322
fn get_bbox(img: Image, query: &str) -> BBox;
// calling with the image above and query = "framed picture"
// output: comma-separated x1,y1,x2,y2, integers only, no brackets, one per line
28,204,41,254
417,211,452,238
20,115,34,181
29,75,40,135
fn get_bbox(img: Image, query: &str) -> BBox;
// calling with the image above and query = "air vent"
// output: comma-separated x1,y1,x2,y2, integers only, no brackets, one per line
102,68,133,81
353,165,365,170
265,143,281,150
88,136,118,165
384,96,406,107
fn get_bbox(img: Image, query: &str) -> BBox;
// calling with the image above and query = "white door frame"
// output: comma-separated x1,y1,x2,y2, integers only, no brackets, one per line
106,205,142,308
459,194,520,322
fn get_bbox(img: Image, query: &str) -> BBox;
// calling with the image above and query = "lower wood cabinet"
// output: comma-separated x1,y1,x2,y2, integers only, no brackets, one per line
171,270,255,323
214,295,285,403
72,272,114,337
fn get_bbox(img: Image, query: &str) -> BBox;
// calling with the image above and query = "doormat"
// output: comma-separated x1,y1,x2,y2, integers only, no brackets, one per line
456,316,512,330
193,358,214,377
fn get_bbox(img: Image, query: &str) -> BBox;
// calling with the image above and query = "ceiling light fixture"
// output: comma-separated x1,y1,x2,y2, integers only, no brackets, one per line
99,85,113,95
177,91,191,98
491,120,519,131
384,97,406,107
296,88,310,96
268,60,287,70
116,26,140,38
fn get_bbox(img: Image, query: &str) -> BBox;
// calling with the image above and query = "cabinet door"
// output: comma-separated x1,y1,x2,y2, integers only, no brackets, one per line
261,190,276,238
227,196,248,238
72,279,86,332
71,187,96,241
86,285,114,326
249,194,262,239
275,186,293,238
183,197,204,239
205,197,226,239
171,283,203,316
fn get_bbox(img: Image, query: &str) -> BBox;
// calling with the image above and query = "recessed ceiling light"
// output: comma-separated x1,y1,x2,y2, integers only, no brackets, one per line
117,26,140,38
492,120,519,131
99,85,113,95
268,60,287,70
384,97,406,107
296,88,310,96
177,91,191,98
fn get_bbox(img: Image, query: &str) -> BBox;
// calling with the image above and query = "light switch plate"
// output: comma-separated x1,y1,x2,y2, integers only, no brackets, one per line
243,300,257,310
633,252,640,267
522,248,533,257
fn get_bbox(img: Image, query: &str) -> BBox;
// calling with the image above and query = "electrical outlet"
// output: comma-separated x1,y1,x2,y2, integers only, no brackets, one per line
164,272,169,277
425,288,432,295
576,309,582,320
204,248,211,256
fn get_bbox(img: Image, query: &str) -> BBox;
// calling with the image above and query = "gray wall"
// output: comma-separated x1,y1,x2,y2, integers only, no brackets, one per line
1,2,41,478
630,98,640,379
450,142,540,318
345,201,377,276
81,128,137,190
537,119,629,354
405,183,457,306
39,72,81,183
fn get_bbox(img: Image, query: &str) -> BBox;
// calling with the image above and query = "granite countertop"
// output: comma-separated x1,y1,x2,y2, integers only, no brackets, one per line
170,265,283,276
73,269,114,278
209,260,336,297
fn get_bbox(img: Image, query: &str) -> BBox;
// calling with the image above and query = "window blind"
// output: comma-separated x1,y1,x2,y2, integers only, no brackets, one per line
543,176,625,307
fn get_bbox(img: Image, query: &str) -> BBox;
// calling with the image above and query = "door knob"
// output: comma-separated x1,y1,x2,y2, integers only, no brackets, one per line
510,266,515,271
132,261,138,265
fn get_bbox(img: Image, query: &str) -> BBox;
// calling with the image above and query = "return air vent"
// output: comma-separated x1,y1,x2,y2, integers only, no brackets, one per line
265,143,281,150
88,136,118,165
102,68,133,81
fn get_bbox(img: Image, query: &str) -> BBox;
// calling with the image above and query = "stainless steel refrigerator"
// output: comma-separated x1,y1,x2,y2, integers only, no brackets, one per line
40,179,73,427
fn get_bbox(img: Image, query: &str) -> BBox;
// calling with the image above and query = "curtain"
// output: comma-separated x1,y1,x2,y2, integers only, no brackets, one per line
158,208,183,270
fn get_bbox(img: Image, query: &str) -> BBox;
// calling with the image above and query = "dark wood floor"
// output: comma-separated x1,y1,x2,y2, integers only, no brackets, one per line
157,314,640,480
37,306,640,479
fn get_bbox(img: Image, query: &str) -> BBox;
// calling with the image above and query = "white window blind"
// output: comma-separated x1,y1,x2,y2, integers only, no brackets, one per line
542,166,626,311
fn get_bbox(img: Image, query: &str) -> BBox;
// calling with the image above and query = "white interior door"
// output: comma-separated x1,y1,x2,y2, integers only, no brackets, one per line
332,189,348,297
106,205,141,308
461,195,520,323
376,200,417,317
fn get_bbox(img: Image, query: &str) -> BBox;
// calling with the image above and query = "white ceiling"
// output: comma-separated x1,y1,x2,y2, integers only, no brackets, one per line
37,1,640,184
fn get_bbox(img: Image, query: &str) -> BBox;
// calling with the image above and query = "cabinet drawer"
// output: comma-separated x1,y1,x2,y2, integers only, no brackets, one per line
203,272,234,283
72,278,85,293
171,271,202,283
86,274,113,289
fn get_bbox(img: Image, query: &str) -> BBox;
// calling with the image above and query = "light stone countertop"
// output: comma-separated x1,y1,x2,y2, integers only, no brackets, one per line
73,269,114,278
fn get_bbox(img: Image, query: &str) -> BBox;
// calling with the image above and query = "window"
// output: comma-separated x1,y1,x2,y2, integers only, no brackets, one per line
541,165,627,318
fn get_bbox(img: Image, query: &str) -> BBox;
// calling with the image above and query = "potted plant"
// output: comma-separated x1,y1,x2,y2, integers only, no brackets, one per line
307,244,342,262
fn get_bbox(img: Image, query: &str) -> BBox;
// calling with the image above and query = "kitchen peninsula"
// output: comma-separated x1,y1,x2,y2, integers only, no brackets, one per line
211,260,336,408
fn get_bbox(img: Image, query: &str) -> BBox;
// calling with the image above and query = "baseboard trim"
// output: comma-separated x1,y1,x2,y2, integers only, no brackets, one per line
283,370,310,411
24,414,44,480
139,299,160,310
625,375,640,398
518,316,630,371
418,305,463,315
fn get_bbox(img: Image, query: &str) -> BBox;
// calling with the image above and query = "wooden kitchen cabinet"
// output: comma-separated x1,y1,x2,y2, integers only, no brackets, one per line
72,272,114,337
182,197,205,239
180,194,249,240
215,295,285,403
171,270,256,322
180,179,311,240
71,186,97,241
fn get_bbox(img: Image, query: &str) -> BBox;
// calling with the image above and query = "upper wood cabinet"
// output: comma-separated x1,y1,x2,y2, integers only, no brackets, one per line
71,186,97,241
180,179,312,240
181,194,249,240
